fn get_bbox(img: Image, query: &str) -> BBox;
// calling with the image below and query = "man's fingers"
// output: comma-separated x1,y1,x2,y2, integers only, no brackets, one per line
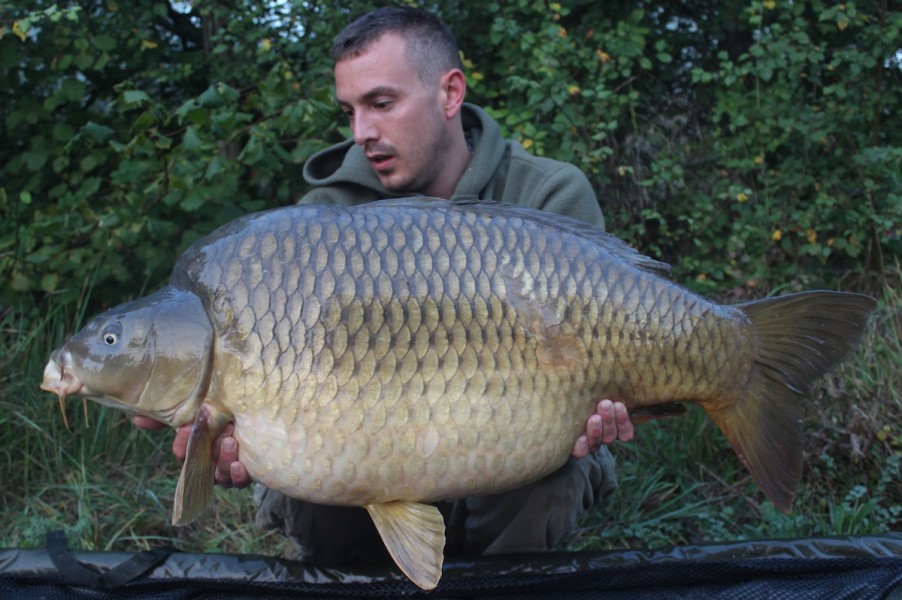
172,424,191,462
571,434,590,458
229,461,251,488
132,415,166,430
213,453,250,488
212,425,236,461
613,401,635,442
214,436,239,483
582,399,636,453
163,420,250,488
599,399,619,446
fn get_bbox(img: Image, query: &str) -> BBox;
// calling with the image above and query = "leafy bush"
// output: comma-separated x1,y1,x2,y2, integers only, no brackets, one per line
3,1,900,313
1,0,345,309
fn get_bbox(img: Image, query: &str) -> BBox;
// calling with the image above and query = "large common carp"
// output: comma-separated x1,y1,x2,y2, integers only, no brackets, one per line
41,198,875,589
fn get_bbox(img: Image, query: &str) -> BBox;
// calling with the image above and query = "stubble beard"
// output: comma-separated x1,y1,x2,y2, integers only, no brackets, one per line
381,111,452,197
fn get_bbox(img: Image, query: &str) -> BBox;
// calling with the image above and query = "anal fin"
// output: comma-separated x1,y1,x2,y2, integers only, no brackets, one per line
172,404,231,526
365,501,445,590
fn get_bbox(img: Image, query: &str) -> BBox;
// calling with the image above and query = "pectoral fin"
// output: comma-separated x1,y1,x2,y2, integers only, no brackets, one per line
172,404,231,526
365,501,445,590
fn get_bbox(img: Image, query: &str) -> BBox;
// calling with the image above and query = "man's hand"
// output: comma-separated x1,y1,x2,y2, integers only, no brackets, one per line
132,416,250,488
571,399,634,458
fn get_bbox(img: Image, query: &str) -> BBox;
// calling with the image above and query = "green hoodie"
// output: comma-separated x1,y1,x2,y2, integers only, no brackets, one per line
299,103,605,230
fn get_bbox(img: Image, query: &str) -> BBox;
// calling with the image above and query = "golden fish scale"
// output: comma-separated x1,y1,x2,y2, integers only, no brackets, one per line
181,203,752,506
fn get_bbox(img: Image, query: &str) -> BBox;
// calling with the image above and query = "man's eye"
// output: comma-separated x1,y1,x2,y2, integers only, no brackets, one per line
374,100,392,110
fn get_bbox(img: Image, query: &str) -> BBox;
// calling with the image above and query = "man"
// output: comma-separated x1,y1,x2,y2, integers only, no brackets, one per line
137,5,634,563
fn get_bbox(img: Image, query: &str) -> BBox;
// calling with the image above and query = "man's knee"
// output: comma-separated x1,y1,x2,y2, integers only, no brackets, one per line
254,486,389,565
456,450,617,555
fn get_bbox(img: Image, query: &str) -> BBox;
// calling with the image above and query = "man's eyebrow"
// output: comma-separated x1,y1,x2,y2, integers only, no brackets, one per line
338,86,403,106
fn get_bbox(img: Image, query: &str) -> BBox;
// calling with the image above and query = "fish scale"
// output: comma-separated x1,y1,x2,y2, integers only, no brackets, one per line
41,198,875,590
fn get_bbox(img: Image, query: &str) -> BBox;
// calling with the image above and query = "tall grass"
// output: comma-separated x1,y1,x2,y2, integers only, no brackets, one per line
1,283,899,557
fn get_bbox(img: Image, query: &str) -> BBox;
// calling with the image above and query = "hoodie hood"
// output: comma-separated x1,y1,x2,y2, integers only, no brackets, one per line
302,104,506,201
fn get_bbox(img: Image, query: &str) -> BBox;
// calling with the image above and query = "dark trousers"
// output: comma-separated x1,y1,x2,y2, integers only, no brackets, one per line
253,449,617,565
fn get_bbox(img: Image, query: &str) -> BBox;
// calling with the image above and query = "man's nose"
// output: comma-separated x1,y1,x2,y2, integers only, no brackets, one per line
352,113,378,146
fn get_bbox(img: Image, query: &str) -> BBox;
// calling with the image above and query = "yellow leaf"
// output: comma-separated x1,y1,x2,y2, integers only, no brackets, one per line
763,0,776,9
558,27,568,38
567,85,581,95
736,192,749,203
838,19,848,31
772,229,782,242
596,49,611,63
754,155,764,165
471,71,484,81
12,21,27,42
260,38,272,52
522,139,534,150
806,228,817,244
141,39,158,50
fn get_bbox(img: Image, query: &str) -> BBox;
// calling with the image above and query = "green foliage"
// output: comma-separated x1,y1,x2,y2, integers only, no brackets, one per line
2,1,900,309
1,0,342,309
683,1,902,290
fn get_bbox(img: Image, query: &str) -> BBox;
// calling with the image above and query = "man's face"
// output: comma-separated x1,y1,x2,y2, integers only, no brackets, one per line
334,33,453,195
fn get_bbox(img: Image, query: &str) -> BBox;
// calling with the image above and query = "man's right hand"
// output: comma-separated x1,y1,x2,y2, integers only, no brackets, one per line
132,416,251,488
570,399,635,458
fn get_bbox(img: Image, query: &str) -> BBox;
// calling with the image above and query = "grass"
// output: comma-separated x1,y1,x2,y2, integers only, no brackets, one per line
1,282,899,559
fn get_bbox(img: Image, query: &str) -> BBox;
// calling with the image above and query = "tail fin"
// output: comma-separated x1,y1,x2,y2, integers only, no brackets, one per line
706,291,876,513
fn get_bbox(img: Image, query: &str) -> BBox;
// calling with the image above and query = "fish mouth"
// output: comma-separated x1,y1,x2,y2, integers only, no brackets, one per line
41,350,84,430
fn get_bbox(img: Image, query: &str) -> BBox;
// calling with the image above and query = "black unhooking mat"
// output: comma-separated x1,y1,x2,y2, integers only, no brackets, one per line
1,532,900,599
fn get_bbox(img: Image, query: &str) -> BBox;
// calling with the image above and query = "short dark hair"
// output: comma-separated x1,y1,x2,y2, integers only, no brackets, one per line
332,6,463,85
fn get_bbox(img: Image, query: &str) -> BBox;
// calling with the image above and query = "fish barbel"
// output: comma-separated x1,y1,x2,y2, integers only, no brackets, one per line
40,198,876,589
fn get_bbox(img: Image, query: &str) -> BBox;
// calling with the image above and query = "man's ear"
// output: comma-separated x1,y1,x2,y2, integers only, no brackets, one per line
440,68,467,119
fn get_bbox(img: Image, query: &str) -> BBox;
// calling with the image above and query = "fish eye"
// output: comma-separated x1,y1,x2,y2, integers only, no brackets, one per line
99,321,122,346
